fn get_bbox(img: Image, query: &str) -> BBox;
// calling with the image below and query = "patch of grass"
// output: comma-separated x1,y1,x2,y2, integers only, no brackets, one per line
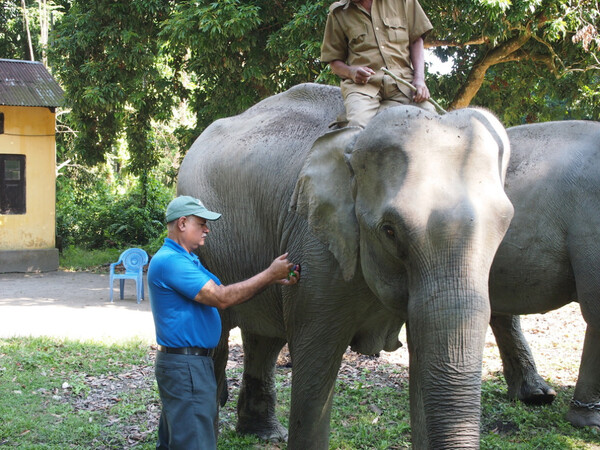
1,338,599,449
0,337,155,448
330,381,411,449
480,373,600,449
59,246,122,272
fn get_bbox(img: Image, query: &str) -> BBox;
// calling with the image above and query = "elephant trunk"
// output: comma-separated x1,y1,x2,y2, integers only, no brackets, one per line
407,278,491,449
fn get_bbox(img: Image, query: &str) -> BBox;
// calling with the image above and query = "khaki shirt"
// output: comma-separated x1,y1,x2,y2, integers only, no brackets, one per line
321,0,432,98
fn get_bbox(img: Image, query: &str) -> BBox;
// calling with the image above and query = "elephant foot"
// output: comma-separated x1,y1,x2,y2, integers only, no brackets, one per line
236,420,288,442
236,371,288,442
566,400,600,428
508,374,556,405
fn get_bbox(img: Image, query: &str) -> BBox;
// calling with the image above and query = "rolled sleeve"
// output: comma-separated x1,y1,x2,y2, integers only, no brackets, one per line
407,0,433,43
158,258,212,301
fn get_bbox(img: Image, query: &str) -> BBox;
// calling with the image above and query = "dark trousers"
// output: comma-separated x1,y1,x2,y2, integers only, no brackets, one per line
155,350,217,450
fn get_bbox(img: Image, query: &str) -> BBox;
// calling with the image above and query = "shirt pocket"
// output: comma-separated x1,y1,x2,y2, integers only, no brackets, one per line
383,16,408,45
347,23,369,53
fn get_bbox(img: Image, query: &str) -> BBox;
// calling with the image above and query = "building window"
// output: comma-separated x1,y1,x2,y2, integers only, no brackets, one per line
0,154,26,214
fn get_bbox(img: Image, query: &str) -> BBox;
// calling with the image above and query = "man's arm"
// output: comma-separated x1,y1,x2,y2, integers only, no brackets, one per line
409,37,430,103
330,60,375,85
194,253,299,310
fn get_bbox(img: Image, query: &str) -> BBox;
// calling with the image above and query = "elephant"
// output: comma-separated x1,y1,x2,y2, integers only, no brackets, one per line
177,82,514,448
489,119,600,428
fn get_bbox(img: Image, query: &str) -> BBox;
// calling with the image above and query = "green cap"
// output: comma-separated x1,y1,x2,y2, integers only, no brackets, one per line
165,195,222,222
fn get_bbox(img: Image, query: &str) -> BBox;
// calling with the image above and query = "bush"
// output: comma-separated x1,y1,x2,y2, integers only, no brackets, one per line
56,169,174,251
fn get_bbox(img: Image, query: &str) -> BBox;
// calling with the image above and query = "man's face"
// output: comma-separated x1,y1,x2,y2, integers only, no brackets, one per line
184,215,210,250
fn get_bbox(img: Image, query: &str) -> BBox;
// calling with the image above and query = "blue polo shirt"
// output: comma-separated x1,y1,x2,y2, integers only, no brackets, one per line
148,238,222,349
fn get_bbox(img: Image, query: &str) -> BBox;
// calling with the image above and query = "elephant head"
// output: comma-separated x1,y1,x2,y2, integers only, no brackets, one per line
291,105,513,448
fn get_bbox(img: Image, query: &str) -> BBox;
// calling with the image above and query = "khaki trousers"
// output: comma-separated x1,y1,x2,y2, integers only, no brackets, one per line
344,75,436,128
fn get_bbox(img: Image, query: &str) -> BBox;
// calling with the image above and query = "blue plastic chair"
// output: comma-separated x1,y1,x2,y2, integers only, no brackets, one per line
109,248,148,304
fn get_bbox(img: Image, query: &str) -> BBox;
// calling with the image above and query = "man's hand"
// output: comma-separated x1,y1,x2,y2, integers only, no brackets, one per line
269,253,300,286
330,60,375,85
412,79,430,103
350,66,376,85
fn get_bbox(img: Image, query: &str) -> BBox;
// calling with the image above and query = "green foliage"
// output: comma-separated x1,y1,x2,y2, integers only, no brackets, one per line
0,1,30,60
0,0,68,60
160,0,332,133
8,0,600,163
4,0,599,251
48,0,175,174
11,0,597,177
424,0,599,122
473,64,599,124
56,169,173,251
58,246,121,272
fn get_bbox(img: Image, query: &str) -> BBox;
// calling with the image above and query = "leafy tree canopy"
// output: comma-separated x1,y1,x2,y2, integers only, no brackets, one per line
48,0,175,174
5,0,599,172
425,0,599,122
158,0,335,137
0,1,30,60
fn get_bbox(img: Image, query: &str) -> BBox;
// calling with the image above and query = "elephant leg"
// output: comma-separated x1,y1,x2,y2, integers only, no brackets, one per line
566,323,600,428
565,244,600,427
286,327,351,450
490,313,556,404
214,327,230,408
236,330,288,441
212,326,231,441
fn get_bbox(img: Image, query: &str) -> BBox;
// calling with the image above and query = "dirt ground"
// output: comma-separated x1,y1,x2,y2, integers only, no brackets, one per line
0,269,587,386
0,270,155,343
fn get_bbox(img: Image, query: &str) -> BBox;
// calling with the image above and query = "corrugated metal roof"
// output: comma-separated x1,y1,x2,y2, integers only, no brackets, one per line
0,59,64,108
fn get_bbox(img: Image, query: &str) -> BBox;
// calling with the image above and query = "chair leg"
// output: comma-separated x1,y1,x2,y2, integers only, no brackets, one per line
110,278,114,303
136,279,142,304
120,279,125,300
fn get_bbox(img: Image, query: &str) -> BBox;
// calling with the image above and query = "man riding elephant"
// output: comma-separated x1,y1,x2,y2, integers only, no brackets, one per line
321,0,436,128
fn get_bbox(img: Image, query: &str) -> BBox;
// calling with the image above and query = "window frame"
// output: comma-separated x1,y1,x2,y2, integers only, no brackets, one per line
0,154,26,215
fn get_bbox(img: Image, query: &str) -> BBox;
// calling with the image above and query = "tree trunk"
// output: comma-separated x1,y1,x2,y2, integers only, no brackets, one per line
449,32,532,110
21,0,34,61
39,0,49,66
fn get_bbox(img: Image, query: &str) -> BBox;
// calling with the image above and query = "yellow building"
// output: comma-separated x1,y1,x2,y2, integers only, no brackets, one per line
0,59,64,272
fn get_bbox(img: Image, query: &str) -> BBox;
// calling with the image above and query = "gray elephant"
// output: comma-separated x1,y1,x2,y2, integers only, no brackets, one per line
489,119,600,428
177,83,513,448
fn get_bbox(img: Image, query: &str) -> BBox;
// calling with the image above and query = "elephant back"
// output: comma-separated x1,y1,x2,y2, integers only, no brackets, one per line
179,83,344,201
176,83,344,285
507,120,600,182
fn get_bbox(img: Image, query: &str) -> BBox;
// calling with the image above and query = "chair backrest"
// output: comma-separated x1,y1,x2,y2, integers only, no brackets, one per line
119,248,148,274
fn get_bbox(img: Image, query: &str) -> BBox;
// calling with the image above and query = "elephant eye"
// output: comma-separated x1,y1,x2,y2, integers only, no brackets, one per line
382,225,395,239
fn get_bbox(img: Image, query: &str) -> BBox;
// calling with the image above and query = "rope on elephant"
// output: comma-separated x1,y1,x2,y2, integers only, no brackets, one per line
381,67,447,114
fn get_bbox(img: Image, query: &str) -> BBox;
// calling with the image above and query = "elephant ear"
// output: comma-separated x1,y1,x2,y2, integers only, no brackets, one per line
290,127,362,281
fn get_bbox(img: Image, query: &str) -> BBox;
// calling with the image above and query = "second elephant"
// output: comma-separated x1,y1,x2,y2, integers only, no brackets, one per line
490,119,600,429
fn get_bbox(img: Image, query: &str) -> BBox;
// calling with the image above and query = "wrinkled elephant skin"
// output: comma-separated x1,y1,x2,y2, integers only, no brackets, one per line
490,120,600,428
177,83,513,449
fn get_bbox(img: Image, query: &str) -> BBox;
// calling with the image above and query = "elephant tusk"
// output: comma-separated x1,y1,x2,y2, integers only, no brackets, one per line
381,67,447,114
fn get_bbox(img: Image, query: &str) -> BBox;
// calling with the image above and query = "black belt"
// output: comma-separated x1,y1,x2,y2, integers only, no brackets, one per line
157,345,214,357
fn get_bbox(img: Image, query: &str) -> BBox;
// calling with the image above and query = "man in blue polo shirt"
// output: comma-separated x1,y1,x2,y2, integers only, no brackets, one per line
148,195,299,449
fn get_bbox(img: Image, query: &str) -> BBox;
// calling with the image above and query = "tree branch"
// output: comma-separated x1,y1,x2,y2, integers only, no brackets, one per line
499,49,557,75
449,30,532,109
425,37,488,49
